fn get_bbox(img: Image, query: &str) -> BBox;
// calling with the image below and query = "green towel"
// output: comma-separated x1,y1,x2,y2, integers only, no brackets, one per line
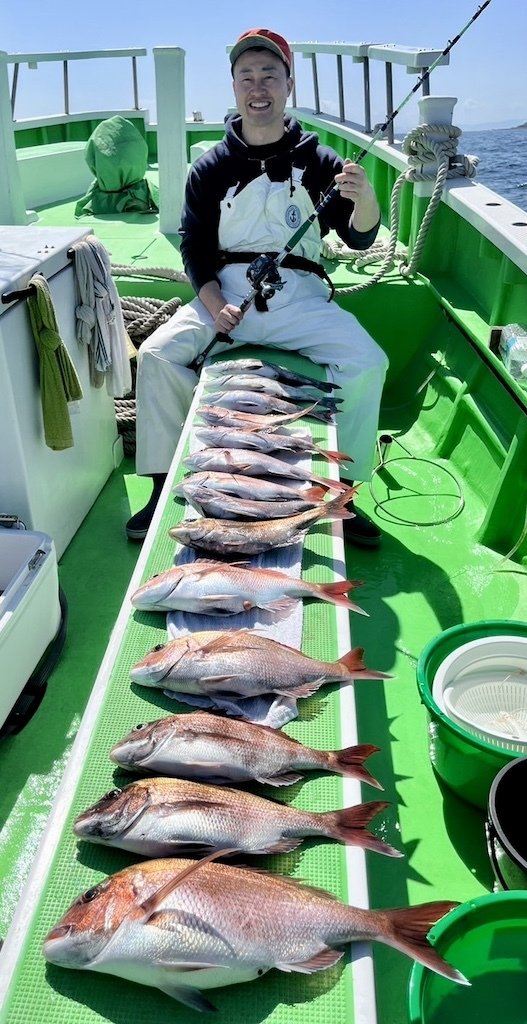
74,115,159,216
27,274,83,451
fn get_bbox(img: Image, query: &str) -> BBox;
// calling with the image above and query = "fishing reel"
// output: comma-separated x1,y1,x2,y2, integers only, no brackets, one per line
246,254,285,306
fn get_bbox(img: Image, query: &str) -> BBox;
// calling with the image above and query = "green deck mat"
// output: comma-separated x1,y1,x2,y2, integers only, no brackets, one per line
0,350,377,1024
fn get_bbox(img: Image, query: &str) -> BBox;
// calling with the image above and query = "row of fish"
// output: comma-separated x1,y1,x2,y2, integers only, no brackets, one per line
46,706,467,1007
43,358,465,1011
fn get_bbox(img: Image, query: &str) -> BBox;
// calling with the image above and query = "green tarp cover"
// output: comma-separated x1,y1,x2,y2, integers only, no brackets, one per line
75,115,159,216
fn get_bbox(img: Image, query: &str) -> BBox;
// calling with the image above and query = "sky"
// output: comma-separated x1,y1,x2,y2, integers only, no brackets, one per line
2,0,526,131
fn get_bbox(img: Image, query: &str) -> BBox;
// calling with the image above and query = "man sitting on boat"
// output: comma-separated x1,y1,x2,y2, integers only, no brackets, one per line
126,27,388,545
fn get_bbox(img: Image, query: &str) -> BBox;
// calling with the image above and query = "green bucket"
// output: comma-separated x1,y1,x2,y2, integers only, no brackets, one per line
416,620,527,809
407,891,527,1024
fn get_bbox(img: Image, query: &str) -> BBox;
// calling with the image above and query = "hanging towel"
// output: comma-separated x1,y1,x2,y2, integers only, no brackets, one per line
72,235,132,398
27,274,83,451
74,115,159,217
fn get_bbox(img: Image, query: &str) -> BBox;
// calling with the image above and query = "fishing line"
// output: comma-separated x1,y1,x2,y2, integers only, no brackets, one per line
368,434,465,527
194,0,493,370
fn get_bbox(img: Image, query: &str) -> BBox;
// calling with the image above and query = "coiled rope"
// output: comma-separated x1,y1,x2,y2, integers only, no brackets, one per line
111,264,189,283
119,294,184,344
321,122,479,293
109,266,190,453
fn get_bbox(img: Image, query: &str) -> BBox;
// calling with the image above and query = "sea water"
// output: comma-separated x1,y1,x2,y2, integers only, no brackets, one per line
460,127,527,213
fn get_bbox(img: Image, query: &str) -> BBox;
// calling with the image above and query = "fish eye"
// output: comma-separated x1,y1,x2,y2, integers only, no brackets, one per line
152,644,165,652
81,886,100,903
133,723,146,731
105,788,122,799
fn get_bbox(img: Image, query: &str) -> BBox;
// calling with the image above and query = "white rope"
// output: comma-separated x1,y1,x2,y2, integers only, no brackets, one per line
331,123,479,295
111,263,189,283
120,294,183,343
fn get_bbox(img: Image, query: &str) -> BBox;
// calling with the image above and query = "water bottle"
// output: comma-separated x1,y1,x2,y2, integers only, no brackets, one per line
498,324,527,384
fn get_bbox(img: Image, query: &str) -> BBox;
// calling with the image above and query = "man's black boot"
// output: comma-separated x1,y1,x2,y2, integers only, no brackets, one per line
126,473,167,541
342,483,382,548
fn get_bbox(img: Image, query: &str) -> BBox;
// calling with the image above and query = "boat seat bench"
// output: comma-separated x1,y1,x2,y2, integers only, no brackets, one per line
0,346,378,1024
17,141,93,208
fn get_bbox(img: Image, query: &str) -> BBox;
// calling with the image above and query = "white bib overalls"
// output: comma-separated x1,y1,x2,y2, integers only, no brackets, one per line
136,171,388,480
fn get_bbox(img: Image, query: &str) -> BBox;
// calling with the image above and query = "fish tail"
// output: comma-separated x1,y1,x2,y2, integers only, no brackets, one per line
328,742,383,790
320,489,358,522
319,801,402,857
311,473,356,495
314,579,367,615
307,407,335,423
338,647,392,681
380,902,469,985
317,447,354,464
304,485,329,503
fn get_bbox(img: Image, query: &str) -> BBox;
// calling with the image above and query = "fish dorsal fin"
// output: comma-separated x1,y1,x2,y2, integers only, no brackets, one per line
139,848,238,922
200,629,253,653
188,558,227,571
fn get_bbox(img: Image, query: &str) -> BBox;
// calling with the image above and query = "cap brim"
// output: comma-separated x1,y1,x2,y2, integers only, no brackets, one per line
230,38,290,72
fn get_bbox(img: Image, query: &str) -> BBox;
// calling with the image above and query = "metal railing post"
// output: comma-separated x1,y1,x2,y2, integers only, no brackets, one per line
311,53,320,114
132,55,139,109
10,61,19,116
363,56,371,133
385,61,394,143
63,60,69,115
336,54,345,123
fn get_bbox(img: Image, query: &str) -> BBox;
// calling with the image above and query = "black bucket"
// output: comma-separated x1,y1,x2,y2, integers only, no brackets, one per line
486,756,527,890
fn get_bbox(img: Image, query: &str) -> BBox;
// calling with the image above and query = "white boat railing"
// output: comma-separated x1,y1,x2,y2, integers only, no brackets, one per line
288,42,449,141
6,47,147,119
0,46,188,232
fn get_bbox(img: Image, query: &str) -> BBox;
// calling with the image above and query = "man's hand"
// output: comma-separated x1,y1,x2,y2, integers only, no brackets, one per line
214,303,243,335
335,159,380,233
335,160,375,204
198,281,244,335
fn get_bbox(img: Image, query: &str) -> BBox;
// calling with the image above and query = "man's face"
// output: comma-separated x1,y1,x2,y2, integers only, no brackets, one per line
232,49,292,135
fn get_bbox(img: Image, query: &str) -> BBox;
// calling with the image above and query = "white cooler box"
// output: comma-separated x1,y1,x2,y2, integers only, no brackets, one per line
0,528,61,731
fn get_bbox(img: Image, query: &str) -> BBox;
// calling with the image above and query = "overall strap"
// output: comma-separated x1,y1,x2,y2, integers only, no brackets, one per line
217,250,334,309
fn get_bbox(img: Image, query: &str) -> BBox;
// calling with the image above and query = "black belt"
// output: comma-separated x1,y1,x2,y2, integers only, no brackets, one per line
217,250,334,310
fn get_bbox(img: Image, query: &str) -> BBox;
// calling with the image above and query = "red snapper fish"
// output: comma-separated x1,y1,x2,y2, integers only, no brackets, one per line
43,857,467,1012
129,629,388,700
131,559,366,615
74,776,399,858
110,709,384,788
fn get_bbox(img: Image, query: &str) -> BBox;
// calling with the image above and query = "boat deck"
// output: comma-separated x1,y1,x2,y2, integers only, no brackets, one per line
0,187,526,1023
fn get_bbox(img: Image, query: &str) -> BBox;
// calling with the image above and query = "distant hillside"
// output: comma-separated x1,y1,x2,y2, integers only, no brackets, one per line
514,122,527,129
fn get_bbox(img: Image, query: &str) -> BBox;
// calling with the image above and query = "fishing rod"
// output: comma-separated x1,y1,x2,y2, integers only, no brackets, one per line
193,0,492,371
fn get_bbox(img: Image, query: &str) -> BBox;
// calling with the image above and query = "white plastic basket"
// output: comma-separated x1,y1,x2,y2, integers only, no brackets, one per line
432,636,527,752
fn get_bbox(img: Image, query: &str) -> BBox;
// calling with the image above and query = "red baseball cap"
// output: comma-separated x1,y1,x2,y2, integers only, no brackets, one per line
230,28,292,74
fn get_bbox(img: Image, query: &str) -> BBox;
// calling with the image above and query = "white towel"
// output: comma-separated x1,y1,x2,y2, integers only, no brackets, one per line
72,234,132,398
